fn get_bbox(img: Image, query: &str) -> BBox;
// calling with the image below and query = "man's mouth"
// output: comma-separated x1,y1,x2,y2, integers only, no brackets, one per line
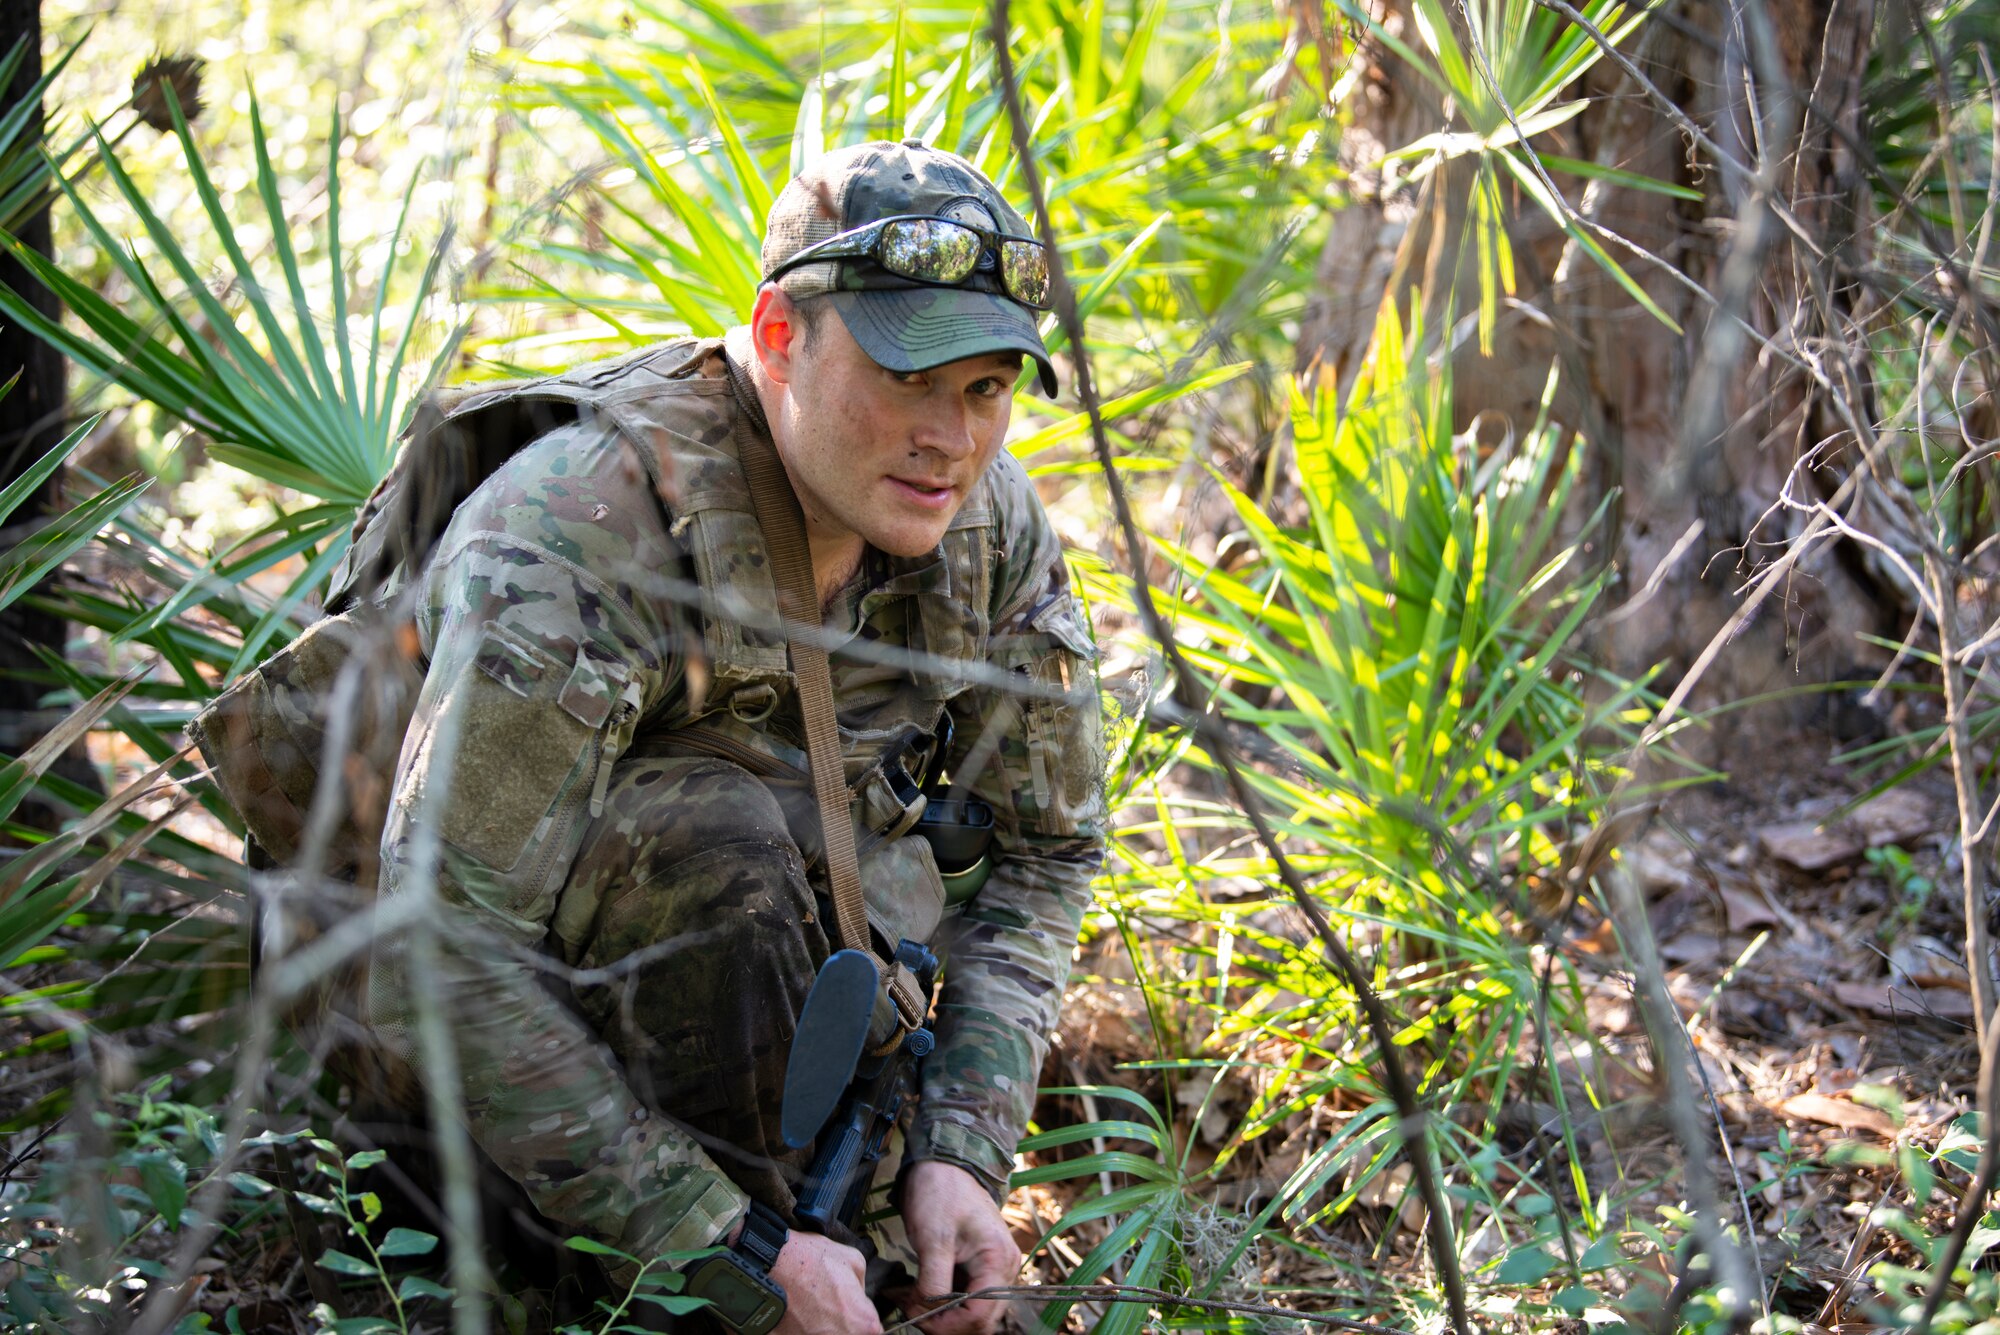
887,476,956,508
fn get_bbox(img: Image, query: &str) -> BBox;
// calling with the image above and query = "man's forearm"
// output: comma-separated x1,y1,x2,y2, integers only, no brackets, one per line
914,841,1100,1194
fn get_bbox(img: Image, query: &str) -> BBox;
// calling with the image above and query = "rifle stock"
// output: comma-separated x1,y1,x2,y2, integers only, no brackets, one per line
792,938,938,1235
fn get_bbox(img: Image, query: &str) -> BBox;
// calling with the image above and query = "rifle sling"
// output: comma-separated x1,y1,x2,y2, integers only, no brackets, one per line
727,352,926,1034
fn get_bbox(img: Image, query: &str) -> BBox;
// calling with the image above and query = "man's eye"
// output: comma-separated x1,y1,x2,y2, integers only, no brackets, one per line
892,370,926,386
970,378,1011,398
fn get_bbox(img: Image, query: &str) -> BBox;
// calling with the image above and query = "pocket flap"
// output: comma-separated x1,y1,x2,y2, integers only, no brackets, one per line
474,622,564,697
559,648,631,729
1032,598,1098,663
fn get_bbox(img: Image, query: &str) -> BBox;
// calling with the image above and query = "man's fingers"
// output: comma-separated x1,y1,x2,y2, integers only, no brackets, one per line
913,1244,955,1308
964,1238,1021,1292
954,1249,1016,1335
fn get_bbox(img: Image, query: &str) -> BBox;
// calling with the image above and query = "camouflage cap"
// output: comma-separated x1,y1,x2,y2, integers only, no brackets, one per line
762,140,1059,397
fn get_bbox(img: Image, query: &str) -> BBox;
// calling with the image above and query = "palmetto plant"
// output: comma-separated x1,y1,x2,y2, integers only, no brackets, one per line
1075,303,1670,1301
1114,300,1658,908
1010,1085,1288,1335
0,90,455,673
499,0,1324,402
0,87,461,1129
0,413,145,621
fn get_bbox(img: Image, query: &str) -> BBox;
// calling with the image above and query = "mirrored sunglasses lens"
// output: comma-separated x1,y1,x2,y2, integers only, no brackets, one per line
880,220,980,282
1002,241,1051,307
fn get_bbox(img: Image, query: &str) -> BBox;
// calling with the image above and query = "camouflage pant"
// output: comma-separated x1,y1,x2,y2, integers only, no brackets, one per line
553,742,834,1229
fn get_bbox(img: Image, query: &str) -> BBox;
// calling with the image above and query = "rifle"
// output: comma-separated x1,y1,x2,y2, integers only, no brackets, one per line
783,939,939,1234
781,785,993,1232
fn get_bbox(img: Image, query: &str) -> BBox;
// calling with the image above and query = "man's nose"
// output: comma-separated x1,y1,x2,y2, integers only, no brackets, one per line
911,392,979,460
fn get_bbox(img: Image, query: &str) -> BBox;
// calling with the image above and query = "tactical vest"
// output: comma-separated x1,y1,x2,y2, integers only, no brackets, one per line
196,337,998,952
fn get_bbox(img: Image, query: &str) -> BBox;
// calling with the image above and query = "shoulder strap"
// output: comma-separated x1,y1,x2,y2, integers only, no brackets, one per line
726,354,927,1035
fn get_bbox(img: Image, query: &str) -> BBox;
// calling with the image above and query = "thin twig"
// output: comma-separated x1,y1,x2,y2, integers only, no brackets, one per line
988,6,1473,1331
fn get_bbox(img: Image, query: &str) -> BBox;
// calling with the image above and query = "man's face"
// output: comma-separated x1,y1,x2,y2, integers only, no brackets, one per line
764,296,1022,559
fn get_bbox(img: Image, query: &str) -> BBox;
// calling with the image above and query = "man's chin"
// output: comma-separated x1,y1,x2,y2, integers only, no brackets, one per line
869,526,951,558
861,509,957,559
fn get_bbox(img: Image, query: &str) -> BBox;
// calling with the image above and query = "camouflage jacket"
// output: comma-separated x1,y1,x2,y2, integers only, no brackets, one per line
364,335,1106,1262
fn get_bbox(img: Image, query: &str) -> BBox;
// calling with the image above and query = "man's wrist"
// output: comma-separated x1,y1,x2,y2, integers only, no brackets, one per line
612,1175,749,1287
728,1200,790,1272
903,1123,1012,1204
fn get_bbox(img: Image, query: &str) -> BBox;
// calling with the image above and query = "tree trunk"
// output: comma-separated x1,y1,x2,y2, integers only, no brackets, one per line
0,0,89,808
1297,0,1891,766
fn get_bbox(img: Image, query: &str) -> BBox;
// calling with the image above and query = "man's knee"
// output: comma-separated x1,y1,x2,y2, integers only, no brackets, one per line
560,751,821,1025
559,754,808,950
595,753,797,870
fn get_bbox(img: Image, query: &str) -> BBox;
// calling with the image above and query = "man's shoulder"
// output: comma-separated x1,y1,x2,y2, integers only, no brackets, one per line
437,414,677,588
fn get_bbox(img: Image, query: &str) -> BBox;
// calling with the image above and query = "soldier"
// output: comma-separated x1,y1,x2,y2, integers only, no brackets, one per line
359,140,1106,1334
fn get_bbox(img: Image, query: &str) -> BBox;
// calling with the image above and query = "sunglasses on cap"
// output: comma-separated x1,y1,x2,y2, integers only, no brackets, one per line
767,214,1052,310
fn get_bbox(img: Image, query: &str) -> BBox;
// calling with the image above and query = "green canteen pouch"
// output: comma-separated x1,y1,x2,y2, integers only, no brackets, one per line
914,789,994,906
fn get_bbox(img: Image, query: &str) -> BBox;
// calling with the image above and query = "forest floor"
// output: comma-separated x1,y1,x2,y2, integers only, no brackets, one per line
1004,729,1985,1334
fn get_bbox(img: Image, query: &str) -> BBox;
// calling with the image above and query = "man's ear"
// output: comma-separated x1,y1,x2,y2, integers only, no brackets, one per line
750,286,801,385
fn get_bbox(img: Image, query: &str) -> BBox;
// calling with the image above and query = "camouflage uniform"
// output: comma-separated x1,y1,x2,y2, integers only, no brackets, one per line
363,334,1105,1269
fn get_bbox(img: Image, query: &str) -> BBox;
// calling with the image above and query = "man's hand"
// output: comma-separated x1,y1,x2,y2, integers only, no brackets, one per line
766,1229,881,1335
900,1160,1023,1335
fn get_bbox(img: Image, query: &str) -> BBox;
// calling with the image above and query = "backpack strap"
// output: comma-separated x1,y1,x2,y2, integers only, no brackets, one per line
725,353,928,1038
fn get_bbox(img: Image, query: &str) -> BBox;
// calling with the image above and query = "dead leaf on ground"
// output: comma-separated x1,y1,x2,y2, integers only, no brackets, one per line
1625,832,1697,894
1889,935,1966,987
1757,821,1864,871
1720,883,1781,932
1567,916,1620,956
1352,1162,1424,1233
1660,931,1724,965
1777,1092,1897,1137
1829,980,1976,1022
1851,788,1934,848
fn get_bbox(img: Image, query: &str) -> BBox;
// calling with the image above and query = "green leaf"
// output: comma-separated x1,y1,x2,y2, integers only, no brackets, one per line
1534,152,1701,199
0,471,148,616
345,1149,387,1171
1009,1150,1175,1186
564,1235,638,1262
1009,362,1253,455
0,409,90,525
136,1152,187,1228
1495,1246,1558,1285
316,1250,381,1278
396,1275,455,1302
377,1227,439,1258
1552,1285,1599,1312
1577,1235,1622,1270
1014,1119,1168,1154
1898,1143,1936,1207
